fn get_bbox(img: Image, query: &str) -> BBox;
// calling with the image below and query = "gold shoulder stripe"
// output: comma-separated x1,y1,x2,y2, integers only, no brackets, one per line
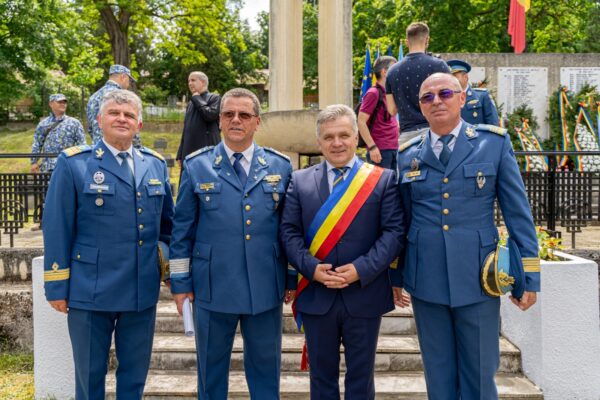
142,147,164,160
399,134,425,152
264,147,291,161
186,146,214,160
44,268,70,282
63,145,91,157
522,257,541,273
476,124,507,136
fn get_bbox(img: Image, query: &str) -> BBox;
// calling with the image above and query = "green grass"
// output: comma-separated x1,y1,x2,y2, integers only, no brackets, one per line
0,353,34,400
0,129,183,186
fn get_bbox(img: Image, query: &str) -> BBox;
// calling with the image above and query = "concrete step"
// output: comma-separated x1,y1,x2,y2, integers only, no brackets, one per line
111,333,522,374
155,301,416,335
105,371,543,399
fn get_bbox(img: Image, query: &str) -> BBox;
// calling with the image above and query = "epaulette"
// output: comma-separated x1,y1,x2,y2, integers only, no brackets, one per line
62,145,92,157
399,134,425,152
185,146,214,160
140,147,164,161
476,124,507,136
264,147,290,161
473,87,488,91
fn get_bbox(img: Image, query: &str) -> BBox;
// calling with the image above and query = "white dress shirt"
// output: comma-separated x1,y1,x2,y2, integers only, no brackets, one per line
223,142,254,175
325,155,358,193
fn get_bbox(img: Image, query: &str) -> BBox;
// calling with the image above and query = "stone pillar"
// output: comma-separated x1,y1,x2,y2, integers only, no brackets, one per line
318,0,353,108
269,0,303,111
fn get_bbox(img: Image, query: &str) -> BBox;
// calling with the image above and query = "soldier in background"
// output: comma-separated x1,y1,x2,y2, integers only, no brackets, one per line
447,59,499,126
87,64,141,146
31,93,85,173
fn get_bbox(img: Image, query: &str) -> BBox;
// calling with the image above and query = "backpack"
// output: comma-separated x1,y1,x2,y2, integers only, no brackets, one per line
354,85,388,148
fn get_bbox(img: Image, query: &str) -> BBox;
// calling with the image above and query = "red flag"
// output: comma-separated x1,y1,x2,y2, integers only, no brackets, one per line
508,0,530,53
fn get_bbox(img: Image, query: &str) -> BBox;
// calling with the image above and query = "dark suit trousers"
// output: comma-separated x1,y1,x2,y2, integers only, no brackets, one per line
301,291,382,400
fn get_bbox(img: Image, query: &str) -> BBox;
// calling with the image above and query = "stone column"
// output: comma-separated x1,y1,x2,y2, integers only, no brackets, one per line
269,0,303,111
318,0,353,108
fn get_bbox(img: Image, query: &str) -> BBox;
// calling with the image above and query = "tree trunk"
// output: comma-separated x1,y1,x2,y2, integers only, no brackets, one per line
98,6,131,67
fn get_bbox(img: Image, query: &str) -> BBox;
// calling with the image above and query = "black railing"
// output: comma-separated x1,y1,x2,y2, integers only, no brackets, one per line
1,151,600,247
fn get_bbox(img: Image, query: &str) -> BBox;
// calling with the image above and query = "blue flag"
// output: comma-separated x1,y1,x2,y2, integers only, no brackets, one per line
359,46,372,102
386,44,393,56
398,40,404,61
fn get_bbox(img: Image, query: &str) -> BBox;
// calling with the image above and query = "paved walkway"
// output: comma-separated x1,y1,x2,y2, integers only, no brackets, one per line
2,224,599,250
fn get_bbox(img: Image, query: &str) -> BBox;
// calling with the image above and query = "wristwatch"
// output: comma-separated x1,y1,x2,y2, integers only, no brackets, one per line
368,144,377,151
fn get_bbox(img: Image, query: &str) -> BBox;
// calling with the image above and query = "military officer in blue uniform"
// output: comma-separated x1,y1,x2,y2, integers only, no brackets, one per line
169,88,296,400
447,59,499,126
43,89,174,400
395,73,540,399
87,64,141,146
31,94,86,173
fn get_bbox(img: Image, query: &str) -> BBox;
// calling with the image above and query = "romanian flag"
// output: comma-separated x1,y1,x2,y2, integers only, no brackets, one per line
508,0,530,53
359,46,373,102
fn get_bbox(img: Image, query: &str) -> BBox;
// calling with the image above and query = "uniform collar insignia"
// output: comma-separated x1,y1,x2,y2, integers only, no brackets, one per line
214,155,223,166
466,126,475,138
95,148,104,158
258,156,267,166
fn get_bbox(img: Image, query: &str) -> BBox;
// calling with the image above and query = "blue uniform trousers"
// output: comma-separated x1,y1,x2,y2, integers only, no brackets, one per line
301,292,382,400
67,306,157,400
193,304,283,400
412,296,500,400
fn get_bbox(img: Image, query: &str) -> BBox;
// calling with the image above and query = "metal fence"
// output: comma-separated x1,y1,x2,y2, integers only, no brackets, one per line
1,151,599,247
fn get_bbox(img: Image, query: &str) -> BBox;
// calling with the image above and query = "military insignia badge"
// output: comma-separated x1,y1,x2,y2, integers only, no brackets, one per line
473,111,478,118
93,171,105,184
258,156,267,166
406,171,421,179
148,178,162,185
468,99,479,105
477,171,486,189
95,148,105,158
52,262,59,271
264,174,282,184
466,127,475,138
214,155,223,165
410,158,419,171
199,182,215,191
95,197,104,207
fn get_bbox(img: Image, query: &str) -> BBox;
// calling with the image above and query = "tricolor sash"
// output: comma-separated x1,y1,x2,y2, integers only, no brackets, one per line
291,160,384,370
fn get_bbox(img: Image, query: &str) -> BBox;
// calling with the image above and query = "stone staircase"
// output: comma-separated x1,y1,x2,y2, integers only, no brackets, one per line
106,286,543,399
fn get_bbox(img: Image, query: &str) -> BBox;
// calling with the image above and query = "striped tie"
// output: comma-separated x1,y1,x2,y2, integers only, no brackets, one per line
332,167,349,194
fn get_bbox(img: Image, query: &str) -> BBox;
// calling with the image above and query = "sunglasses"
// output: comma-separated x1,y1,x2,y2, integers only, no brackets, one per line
221,111,257,121
419,89,462,104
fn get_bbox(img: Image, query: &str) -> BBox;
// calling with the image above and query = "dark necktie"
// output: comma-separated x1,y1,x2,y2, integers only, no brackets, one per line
331,167,349,195
233,153,247,187
117,152,135,186
438,135,453,167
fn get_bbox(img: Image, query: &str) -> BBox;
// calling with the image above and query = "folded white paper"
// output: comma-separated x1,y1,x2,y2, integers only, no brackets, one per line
183,298,195,337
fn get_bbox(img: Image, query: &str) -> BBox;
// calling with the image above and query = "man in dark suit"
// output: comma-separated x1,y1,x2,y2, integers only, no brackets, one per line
176,71,221,166
280,104,407,400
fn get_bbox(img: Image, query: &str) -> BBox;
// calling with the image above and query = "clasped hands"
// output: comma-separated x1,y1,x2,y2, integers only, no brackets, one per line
313,263,359,289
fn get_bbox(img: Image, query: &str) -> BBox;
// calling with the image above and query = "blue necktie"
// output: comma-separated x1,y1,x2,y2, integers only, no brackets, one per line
331,167,349,195
117,152,135,186
438,135,453,167
233,153,247,187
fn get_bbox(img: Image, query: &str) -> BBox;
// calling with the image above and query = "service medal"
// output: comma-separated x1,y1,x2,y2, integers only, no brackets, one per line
95,197,104,207
410,158,419,171
272,192,280,202
93,171,105,184
476,172,486,189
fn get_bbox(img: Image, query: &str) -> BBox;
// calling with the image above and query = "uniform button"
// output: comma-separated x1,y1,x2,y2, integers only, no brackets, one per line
246,219,251,226
77,254,81,259
443,225,449,231
138,240,143,246
139,224,144,230
443,208,449,215
137,191,142,198
138,208,143,214
443,193,450,199
443,177,449,183
245,234,251,241
245,205,251,211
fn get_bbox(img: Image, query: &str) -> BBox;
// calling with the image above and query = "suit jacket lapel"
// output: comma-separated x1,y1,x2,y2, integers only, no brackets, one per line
214,143,242,191
314,161,329,204
245,145,269,194
133,148,149,189
445,125,474,176
419,133,446,173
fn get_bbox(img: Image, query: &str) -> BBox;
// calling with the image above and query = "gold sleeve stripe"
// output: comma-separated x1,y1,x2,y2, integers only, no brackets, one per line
44,268,70,282
522,257,541,273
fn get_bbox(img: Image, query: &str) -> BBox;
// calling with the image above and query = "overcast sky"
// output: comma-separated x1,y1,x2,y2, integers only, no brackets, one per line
239,0,269,31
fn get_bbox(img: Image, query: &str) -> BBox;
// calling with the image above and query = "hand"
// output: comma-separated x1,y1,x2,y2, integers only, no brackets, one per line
164,279,171,289
48,299,68,313
369,147,382,163
31,164,40,173
329,263,359,287
177,159,182,168
313,264,347,288
284,290,296,304
392,287,411,308
510,291,537,311
173,292,194,316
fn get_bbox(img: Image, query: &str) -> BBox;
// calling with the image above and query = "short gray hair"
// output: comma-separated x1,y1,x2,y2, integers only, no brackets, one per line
316,104,358,137
221,88,261,116
99,89,143,122
189,71,208,86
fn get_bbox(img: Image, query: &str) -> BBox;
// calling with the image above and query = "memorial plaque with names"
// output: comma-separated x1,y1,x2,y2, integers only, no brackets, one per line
468,67,486,86
560,67,600,93
497,67,549,138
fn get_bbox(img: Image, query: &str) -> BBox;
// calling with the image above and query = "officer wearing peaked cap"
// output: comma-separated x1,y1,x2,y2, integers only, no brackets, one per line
169,88,296,400
395,73,539,399
43,89,174,399
87,64,141,146
447,59,500,126
31,93,86,173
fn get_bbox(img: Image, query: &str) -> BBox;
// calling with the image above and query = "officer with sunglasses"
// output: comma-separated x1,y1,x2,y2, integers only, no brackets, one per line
395,73,540,399
169,88,297,400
